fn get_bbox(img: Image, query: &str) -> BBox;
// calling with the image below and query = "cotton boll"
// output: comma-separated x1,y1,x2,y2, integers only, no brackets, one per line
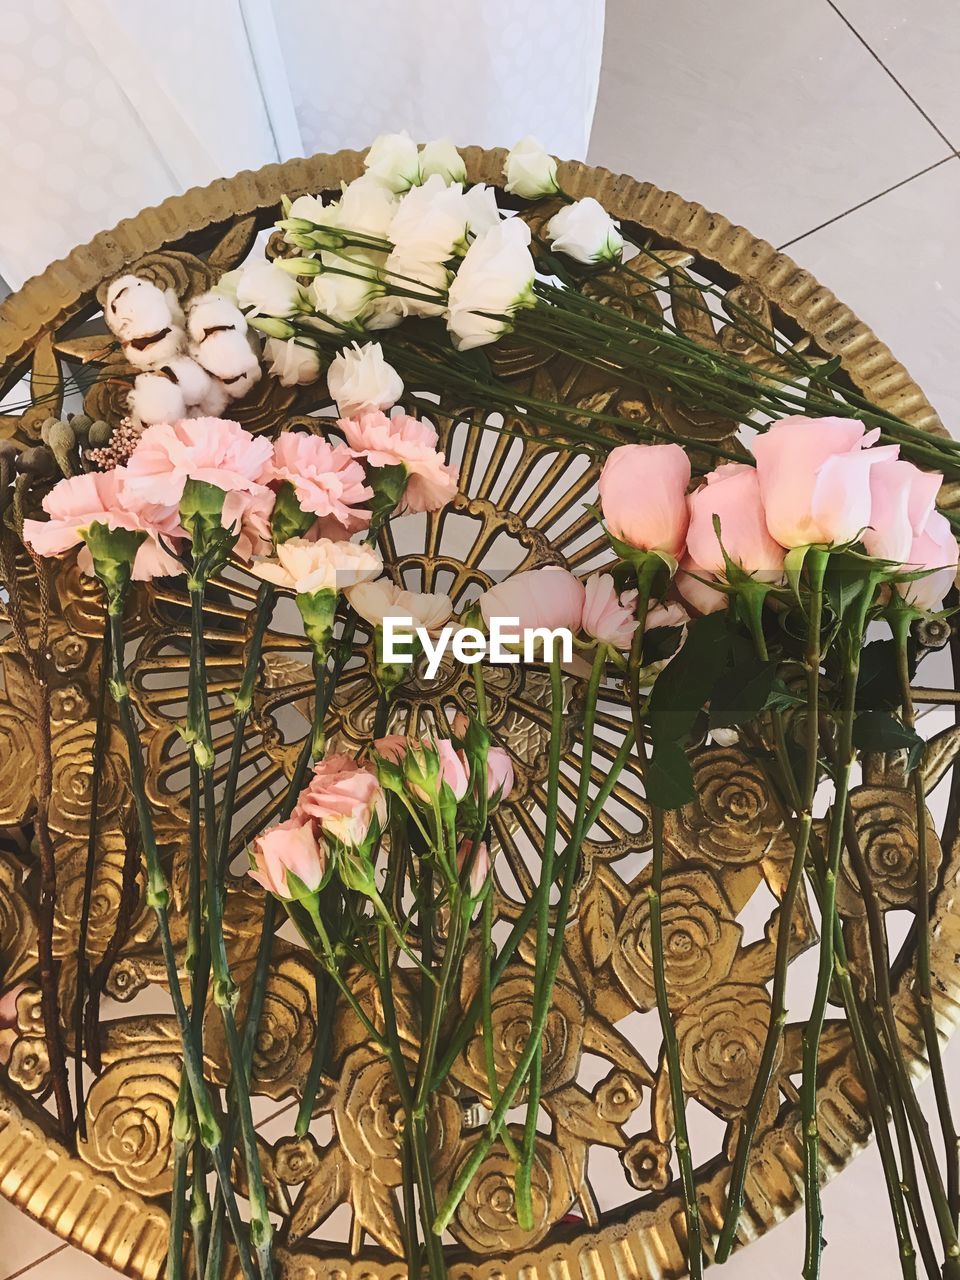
159,356,215,406
129,372,188,425
218,364,262,401
186,291,248,343
190,330,260,380
105,274,179,341
121,325,187,369
195,380,231,417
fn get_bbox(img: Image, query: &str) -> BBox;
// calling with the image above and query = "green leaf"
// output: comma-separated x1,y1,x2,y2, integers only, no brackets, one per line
648,611,730,746
642,625,683,664
708,657,779,729
855,639,908,712
645,741,695,810
823,555,871,623
764,678,805,712
853,710,925,772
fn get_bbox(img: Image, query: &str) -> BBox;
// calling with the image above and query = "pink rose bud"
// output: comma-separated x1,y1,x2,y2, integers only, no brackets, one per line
248,816,327,899
478,566,585,635
297,753,387,848
598,444,691,557
486,746,515,805
862,458,942,566
675,559,728,615
436,739,471,801
686,463,785,580
898,510,959,612
753,416,899,549
580,572,638,649
457,838,492,898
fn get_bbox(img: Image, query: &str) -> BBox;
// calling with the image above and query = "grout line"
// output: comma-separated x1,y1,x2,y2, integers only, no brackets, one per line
777,155,957,250
4,1244,68,1280
826,0,959,154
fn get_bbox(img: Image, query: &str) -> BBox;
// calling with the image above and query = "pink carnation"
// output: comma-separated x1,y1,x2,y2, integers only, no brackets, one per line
338,411,459,514
123,417,276,560
267,430,373,534
297,752,387,848
22,469,183,580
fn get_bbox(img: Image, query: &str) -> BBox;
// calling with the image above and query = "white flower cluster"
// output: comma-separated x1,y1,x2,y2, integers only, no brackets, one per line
104,275,262,426
227,133,625,372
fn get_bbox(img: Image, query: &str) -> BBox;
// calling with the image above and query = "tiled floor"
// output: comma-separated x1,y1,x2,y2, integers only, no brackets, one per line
2,2,959,1276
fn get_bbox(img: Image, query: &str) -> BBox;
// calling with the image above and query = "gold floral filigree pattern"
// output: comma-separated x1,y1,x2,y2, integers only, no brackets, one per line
78,1055,182,1195
675,982,777,1118
838,785,943,916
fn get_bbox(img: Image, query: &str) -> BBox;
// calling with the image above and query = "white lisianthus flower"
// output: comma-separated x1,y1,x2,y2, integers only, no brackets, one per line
234,259,306,318
445,218,536,351
264,336,322,387
334,175,398,242
105,275,182,341
187,292,247,342
503,136,559,198
366,297,406,332
251,537,382,594
287,193,330,225
310,264,384,331
346,577,453,635
546,197,623,265
462,183,501,237
327,341,404,417
389,175,469,261
364,131,421,194
419,138,466,185
384,245,451,319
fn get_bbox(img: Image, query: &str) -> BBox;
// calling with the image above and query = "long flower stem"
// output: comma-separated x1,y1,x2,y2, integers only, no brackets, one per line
513,654,565,1229
717,564,826,1260
892,608,960,1223
106,598,256,1280
189,579,274,1280
801,574,876,1280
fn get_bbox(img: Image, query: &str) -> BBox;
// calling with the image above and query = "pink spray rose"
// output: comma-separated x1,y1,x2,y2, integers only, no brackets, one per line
598,443,691,557
297,753,386,848
267,431,373,534
248,816,327,898
686,463,785,579
478,566,586,635
898,510,959,612
123,417,276,560
436,739,471,801
580,572,638,649
753,416,898,548
22,469,184,580
338,411,459,513
457,838,492,898
862,458,942,565
485,747,515,805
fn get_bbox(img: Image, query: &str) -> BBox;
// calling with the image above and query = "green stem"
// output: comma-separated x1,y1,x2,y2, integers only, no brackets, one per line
801,572,876,1280
892,608,960,1226
480,890,521,1162
106,598,256,1280
717,560,826,1261
294,972,333,1137
189,580,274,1280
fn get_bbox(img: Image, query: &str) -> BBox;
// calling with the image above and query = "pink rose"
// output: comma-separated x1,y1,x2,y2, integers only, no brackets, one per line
436,739,470,801
267,430,373,534
373,734,410,766
248,816,327,899
123,417,276,559
686,463,785,579
863,458,942,565
580,572,638,649
675,559,728,615
338,411,459,513
898,510,959,612
457,838,492,898
753,416,898,548
479,566,585,635
297,753,386,847
598,444,690,556
486,746,514,805
646,600,690,630
22,469,184,580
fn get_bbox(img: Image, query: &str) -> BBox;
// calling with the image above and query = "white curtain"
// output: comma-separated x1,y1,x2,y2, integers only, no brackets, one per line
0,0,605,289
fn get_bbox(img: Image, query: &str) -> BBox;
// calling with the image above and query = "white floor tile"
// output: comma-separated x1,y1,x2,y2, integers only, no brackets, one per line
0,1199,67,1279
786,157,960,434
13,1246,115,1280
587,0,952,247
834,0,960,150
